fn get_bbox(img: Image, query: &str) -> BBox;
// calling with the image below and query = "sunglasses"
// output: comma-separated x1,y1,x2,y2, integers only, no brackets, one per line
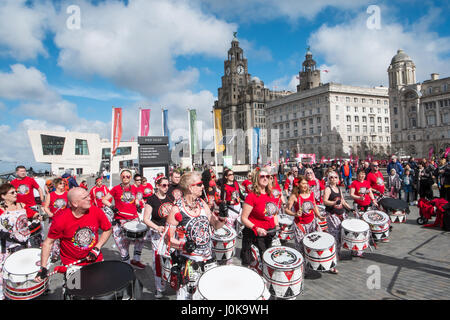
7,190,17,195
329,176,338,179
159,184,169,187
122,175,131,179
227,173,234,177
190,181,204,187
259,175,270,179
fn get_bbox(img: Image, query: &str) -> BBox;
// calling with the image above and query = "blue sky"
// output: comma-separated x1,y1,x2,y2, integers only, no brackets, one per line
0,0,449,172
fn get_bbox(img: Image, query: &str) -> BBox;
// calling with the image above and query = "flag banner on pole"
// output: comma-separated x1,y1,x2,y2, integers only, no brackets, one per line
189,109,198,155
252,127,260,165
429,147,434,160
163,109,172,150
112,107,122,156
445,147,450,158
139,108,151,136
213,109,225,153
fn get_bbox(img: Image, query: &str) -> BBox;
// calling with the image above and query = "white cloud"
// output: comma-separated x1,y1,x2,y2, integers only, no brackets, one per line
0,0,54,60
52,0,236,96
52,85,143,102
308,7,450,86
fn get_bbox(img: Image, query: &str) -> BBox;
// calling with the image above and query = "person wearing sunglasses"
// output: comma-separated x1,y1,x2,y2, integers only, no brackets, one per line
89,177,109,209
0,183,37,300
143,174,174,299
323,172,353,273
141,177,154,202
103,169,146,269
284,176,323,255
305,168,325,205
367,161,385,199
220,168,244,231
240,168,280,273
201,169,220,214
133,174,145,214
166,171,226,300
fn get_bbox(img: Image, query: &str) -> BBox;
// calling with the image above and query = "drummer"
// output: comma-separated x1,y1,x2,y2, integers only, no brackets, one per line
89,177,109,209
305,168,325,205
141,177,154,203
367,161,385,199
323,171,353,271
240,168,280,273
166,171,226,300
102,169,146,269
220,168,245,231
284,176,323,255
242,171,253,196
0,183,36,300
35,188,112,282
201,169,220,214
143,174,174,299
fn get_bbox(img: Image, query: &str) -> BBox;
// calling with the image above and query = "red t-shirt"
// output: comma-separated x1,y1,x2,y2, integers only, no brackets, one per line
89,185,109,208
142,183,154,200
350,180,371,206
48,206,112,266
242,180,253,194
295,192,316,225
271,179,283,208
11,177,40,207
49,191,68,219
244,192,278,231
135,185,146,208
367,171,385,194
224,182,241,205
109,185,138,220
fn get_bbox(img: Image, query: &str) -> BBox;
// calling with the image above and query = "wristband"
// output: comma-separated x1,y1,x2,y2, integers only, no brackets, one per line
252,225,259,236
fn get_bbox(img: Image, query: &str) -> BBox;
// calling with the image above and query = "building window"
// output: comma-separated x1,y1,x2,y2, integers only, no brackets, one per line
347,125,352,132
355,125,360,133
385,126,390,133
347,115,351,122
347,106,350,112
394,107,398,115
356,136,360,142
336,115,339,120
363,125,367,133
362,116,367,123
354,98,358,103
348,136,352,142
355,116,359,122
75,139,89,155
370,117,375,123
355,107,358,112
394,120,398,129
377,117,382,123
41,135,65,155
427,113,436,126
378,126,382,133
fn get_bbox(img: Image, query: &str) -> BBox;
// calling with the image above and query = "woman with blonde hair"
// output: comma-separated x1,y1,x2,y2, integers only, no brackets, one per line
240,167,279,270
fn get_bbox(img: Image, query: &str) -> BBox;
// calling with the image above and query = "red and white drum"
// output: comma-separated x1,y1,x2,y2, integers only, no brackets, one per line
2,248,48,300
303,232,336,272
341,219,370,251
262,246,304,300
249,244,262,275
389,209,407,223
211,225,237,262
317,205,328,232
122,220,148,241
193,265,269,300
277,214,295,241
363,210,390,241
160,252,173,283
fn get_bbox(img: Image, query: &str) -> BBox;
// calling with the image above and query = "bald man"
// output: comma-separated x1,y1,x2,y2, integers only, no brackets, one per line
36,188,112,281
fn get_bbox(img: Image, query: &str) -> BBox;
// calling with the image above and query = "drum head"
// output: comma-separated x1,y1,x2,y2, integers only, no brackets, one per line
379,198,408,210
123,220,148,232
341,219,370,233
211,225,237,242
262,246,303,269
278,214,294,225
197,265,265,300
65,261,135,299
302,232,334,250
363,210,389,225
3,248,42,282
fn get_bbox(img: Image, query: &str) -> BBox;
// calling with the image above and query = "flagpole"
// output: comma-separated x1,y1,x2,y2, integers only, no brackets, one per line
161,108,164,136
110,106,114,189
138,107,142,138
188,108,193,171
212,110,218,175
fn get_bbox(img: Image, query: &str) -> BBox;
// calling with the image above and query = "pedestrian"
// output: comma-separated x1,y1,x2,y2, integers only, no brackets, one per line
387,169,401,199
417,161,434,200
340,160,353,192
402,169,414,205
61,169,79,190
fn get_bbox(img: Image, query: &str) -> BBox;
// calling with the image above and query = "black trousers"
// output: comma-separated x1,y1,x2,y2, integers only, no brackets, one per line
240,227,273,266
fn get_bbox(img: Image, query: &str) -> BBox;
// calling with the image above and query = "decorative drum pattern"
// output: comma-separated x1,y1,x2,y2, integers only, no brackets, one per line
302,232,336,272
363,210,390,240
211,225,237,262
341,219,370,251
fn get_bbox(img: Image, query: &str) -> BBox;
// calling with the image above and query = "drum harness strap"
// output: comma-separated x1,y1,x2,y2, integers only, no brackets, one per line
0,231,28,254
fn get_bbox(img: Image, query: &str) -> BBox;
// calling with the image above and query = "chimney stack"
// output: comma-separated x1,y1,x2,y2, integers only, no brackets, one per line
431,73,440,81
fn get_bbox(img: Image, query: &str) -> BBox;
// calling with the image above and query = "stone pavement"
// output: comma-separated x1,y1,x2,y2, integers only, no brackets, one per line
39,189,450,300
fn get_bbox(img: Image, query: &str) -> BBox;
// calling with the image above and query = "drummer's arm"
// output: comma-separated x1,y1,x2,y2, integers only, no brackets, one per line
368,190,378,206
205,199,226,230
350,188,360,201
102,193,113,208
143,203,163,232
241,203,267,237
166,206,184,251
37,236,55,279
313,204,323,220
43,194,53,218
322,188,334,207
284,195,297,217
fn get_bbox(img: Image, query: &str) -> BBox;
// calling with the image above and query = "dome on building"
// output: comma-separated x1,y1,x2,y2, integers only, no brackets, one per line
251,76,263,83
391,49,412,64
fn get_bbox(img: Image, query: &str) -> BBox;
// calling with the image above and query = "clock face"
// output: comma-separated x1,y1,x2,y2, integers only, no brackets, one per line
226,67,230,76
237,65,244,75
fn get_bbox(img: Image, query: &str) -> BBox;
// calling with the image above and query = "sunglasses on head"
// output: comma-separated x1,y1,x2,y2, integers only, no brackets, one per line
190,181,204,187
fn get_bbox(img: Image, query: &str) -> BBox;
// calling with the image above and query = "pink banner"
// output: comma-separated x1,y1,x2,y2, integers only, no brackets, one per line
140,109,151,136
428,147,434,160
445,147,450,158
112,108,122,156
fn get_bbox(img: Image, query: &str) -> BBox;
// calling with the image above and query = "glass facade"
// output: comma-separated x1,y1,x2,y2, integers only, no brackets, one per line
102,147,132,159
75,139,89,155
41,134,65,155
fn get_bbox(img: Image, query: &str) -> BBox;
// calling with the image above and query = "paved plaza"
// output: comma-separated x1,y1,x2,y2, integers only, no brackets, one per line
37,184,450,301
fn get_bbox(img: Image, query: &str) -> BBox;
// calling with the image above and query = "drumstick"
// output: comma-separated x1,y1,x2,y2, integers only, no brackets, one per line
47,258,88,277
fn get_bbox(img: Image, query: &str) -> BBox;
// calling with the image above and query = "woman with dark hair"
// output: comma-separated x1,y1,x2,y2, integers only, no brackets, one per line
201,169,219,214
305,168,325,205
350,168,378,213
220,168,244,231
143,174,174,299
0,183,36,300
240,168,279,271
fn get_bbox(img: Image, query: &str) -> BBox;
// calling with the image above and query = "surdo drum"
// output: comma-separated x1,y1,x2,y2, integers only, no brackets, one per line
121,220,148,241
341,219,370,251
262,246,304,299
277,214,295,241
302,232,337,272
2,248,48,300
317,205,328,231
64,261,137,300
194,265,269,300
379,198,408,223
363,210,390,241
211,225,237,262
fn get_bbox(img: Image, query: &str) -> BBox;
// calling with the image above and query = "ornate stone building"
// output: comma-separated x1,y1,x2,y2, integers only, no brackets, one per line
213,35,291,163
388,49,450,159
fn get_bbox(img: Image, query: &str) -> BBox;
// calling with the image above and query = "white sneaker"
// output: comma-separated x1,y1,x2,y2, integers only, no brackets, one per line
155,291,164,299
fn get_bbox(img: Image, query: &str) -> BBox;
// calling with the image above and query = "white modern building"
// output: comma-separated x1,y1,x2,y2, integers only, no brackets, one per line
28,130,138,175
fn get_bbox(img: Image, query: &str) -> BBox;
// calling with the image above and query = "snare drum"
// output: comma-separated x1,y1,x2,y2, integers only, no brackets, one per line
122,220,148,241
64,261,137,300
2,248,48,300
379,198,408,223
160,254,172,283
341,219,370,251
317,205,328,231
211,225,237,262
363,210,390,241
303,232,336,272
277,215,294,241
194,265,268,300
262,246,304,299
